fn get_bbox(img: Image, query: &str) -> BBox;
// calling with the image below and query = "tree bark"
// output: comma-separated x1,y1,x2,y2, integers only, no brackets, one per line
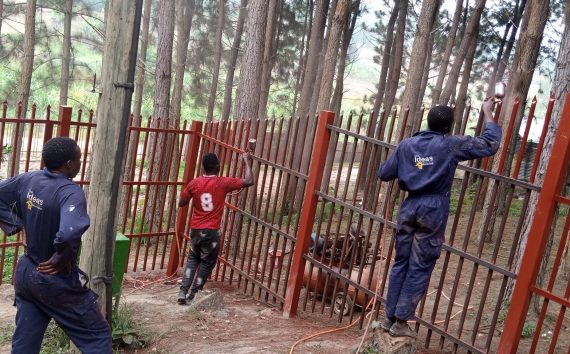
431,0,463,106
257,0,279,119
397,0,441,139
292,0,313,116
372,1,399,120
79,0,141,320
206,0,225,121
383,0,408,117
331,2,358,115
0,0,3,45
439,0,486,106
495,0,528,85
59,0,73,106
234,0,268,119
316,0,348,111
221,0,247,121
453,20,479,135
12,0,36,176
478,0,550,245
171,0,195,122
505,0,564,302
414,25,436,130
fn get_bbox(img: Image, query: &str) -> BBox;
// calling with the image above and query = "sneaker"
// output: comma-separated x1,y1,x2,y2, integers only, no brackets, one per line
389,321,417,339
187,291,197,302
177,291,187,305
380,318,394,331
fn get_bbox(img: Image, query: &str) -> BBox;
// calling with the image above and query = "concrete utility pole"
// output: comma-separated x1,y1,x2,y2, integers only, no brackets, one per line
78,0,142,323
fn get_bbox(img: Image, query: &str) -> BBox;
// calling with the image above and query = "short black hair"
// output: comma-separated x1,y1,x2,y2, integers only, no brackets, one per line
202,153,220,173
42,137,78,170
427,106,454,134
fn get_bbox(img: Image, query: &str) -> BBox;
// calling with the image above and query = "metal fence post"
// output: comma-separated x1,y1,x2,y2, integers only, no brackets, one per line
58,105,72,137
497,93,570,352
166,120,203,277
283,110,334,318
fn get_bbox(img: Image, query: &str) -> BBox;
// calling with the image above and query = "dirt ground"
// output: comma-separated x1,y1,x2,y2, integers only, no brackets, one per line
0,273,368,354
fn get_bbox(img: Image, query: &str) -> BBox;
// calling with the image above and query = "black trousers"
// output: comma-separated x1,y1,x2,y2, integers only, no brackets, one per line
180,229,220,295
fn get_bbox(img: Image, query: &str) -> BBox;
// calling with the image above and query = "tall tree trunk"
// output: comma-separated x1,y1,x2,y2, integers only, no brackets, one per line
118,0,152,227
295,0,329,120
292,0,313,116
383,0,408,118
431,0,463,106
331,2,358,115
147,0,175,233
308,0,337,117
439,0,487,106
234,0,268,119
59,0,73,106
372,1,399,119
12,0,36,176
505,0,565,302
316,0,348,111
206,0,225,121
171,0,195,122
453,21,479,135
478,0,549,245
79,0,141,320
414,25,436,130
221,0,247,120
397,0,441,139
495,0,528,85
0,0,3,46
257,0,279,119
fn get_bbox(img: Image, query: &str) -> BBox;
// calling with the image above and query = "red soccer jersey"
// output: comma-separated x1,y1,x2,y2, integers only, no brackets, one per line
180,175,244,229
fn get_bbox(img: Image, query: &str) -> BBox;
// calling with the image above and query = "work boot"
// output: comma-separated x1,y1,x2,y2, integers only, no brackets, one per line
380,318,394,331
187,291,197,303
177,290,187,305
389,321,417,339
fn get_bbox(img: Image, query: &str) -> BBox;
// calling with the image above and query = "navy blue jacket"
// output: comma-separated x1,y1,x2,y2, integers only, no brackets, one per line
378,122,502,196
0,169,90,265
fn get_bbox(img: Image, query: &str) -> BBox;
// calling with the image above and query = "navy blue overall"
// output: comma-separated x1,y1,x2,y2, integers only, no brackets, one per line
0,169,111,354
378,122,501,321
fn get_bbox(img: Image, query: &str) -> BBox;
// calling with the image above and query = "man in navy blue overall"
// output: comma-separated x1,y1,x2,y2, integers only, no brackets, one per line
0,137,111,353
377,98,501,338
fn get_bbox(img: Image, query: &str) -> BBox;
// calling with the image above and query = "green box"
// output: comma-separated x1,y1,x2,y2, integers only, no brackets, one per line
112,232,130,297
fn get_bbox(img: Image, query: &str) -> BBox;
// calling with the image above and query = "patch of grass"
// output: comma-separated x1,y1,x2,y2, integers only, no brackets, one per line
40,322,70,354
0,325,14,346
112,304,149,350
521,321,535,338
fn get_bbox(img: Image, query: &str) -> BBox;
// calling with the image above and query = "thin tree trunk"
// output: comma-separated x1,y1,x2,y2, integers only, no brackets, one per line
383,0,408,117
372,1,399,119
79,0,141,319
506,0,565,303
0,0,3,45
431,0,463,106
453,21,479,135
59,0,73,106
171,0,195,122
221,0,247,121
147,0,175,233
331,2,357,116
206,0,225,121
397,0,441,139
495,0,528,84
316,0,348,111
234,0,268,119
414,25,436,130
257,0,279,119
292,0,313,116
478,0,549,245
11,0,36,176
439,0,486,106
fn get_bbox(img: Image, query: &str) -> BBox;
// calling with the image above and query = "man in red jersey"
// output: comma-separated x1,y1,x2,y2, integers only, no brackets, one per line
177,151,254,304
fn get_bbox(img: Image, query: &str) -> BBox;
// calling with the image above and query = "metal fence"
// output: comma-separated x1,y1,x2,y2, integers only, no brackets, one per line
1,94,570,352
